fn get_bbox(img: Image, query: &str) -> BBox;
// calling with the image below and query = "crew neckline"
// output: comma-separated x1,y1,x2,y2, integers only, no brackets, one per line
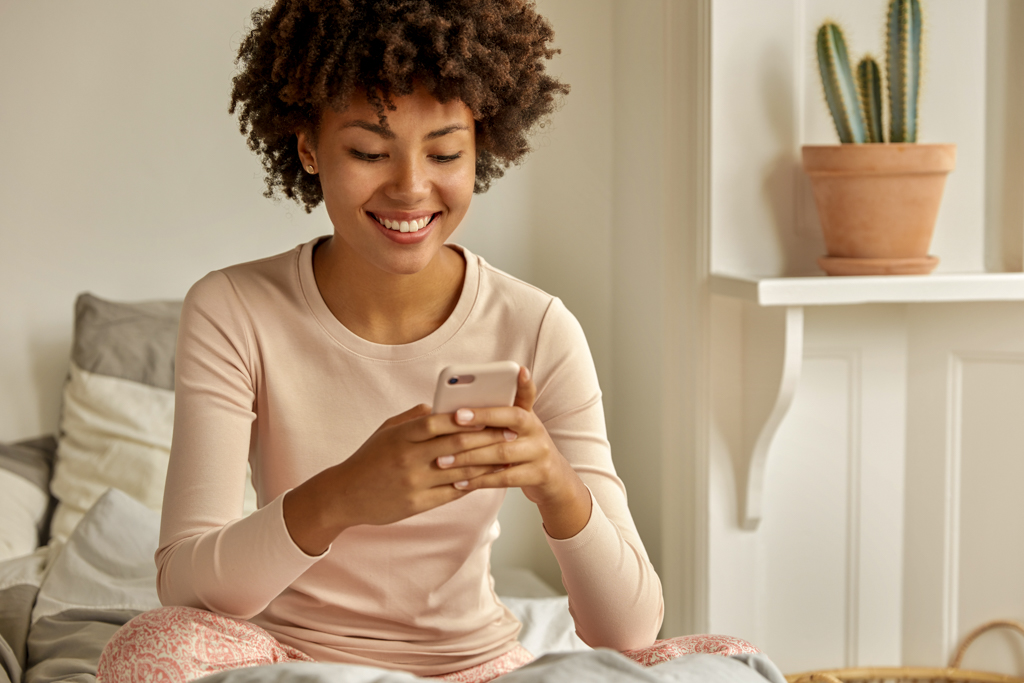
297,237,480,362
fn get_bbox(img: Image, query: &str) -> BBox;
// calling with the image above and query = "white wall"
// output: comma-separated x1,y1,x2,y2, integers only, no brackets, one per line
0,1,326,440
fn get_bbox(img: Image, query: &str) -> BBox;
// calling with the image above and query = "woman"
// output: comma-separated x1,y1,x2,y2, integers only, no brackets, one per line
97,1,755,681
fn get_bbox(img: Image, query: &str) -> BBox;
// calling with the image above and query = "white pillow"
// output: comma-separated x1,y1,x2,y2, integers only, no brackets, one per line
32,487,163,623
0,469,48,561
0,437,56,561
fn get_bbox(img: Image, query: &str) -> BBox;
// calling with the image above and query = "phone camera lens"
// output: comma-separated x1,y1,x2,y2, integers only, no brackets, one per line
448,377,458,385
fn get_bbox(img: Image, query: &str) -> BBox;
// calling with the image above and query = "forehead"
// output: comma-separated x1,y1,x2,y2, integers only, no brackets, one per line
325,88,474,138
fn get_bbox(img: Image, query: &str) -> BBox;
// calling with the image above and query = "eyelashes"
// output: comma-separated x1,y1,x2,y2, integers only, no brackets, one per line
349,150,385,161
348,150,463,163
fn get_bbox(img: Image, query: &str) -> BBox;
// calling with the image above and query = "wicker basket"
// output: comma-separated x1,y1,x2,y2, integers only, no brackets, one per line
786,620,1024,683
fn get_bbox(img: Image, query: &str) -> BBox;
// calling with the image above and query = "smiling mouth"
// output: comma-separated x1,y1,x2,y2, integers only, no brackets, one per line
369,213,439,234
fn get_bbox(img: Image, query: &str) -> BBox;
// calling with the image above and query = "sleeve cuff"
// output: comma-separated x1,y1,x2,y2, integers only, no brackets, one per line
266,489,332,561
543,486,605,552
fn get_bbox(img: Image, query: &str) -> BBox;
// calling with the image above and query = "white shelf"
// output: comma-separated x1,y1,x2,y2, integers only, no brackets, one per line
711,270,1024,530
711,272,1024,307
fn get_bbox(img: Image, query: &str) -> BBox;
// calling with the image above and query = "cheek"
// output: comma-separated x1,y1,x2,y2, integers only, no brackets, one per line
324,164,375,208
440,164,476,212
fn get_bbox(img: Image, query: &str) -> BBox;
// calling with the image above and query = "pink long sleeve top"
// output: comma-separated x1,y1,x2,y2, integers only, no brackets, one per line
156,237,664,676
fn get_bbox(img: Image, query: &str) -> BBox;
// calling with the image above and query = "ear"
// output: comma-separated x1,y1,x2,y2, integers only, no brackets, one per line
296,130,318,173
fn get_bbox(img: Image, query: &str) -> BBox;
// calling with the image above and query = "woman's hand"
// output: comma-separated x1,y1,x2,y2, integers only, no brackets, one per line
436,367,592,539
283,405,513,555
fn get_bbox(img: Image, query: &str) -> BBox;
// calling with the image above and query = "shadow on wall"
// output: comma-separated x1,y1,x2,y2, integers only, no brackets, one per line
29,327,72,439
760,43,825,276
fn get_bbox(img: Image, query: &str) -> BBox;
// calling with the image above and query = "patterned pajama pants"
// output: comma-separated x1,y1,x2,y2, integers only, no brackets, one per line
97,606,759,683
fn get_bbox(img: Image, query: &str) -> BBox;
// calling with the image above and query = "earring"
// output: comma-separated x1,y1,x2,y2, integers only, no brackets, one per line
307,165,315,174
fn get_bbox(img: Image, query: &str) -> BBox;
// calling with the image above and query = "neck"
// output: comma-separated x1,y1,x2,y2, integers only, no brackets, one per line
312,237,465,345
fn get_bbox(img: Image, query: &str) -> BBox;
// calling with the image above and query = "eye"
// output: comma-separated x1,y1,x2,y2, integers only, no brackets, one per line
350,150,387,162
431,153,463,163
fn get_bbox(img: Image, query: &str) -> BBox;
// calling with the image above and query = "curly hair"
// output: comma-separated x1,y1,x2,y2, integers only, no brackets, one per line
229,0,570,213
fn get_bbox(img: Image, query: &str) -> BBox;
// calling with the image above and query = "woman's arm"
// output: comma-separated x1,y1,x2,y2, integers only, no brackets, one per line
157,272,324,618
437,298,664,650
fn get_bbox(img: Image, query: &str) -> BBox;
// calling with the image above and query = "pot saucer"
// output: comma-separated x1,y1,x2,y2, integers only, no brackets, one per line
818,255,939,276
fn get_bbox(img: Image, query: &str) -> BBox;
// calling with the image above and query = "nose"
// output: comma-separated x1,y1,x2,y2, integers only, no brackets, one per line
385,154,430,205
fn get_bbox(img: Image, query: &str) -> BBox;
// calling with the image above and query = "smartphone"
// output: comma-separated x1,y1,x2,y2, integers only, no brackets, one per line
432,361,520,414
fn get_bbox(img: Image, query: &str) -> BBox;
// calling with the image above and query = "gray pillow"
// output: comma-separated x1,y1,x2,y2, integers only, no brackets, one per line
69,293,182,392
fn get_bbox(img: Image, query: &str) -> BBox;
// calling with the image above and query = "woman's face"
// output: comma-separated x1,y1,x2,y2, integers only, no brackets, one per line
298,87,476,277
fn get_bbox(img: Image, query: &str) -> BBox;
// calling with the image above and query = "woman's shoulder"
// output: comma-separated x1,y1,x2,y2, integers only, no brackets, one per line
184,241,310,310
459,246,586,346
463,247,560,311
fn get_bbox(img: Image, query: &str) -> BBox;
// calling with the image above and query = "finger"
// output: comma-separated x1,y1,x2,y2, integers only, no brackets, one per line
418,484,470,511
442,437,525,470
402,411,487,443
453,405,530,432
452,464,529,492
513,366,536,413
432,429,512,465
430,465,496,488
381,403,432,429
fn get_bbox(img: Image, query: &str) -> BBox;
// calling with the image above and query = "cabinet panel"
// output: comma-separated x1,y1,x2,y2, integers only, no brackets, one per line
904,303,1024,667
956,358,1024,675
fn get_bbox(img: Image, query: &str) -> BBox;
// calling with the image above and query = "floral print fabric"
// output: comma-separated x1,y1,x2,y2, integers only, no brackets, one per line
98,607,759,683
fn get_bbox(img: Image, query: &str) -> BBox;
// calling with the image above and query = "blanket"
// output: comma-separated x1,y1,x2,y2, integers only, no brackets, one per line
0,489,784,683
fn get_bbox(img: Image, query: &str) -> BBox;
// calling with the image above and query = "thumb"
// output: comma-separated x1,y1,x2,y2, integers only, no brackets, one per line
382,403,432,428
513,366,536,413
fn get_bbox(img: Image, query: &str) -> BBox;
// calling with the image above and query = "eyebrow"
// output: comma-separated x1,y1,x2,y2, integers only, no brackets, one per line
423,124,470,140
340,120,469,141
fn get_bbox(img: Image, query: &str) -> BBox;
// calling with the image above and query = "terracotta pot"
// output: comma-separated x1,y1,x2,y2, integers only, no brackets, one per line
802,143,956,275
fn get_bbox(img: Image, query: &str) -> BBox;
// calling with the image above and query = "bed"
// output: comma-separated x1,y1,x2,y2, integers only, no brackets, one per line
0,293,785,683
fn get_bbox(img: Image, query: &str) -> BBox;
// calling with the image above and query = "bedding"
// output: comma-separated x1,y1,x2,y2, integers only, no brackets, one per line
192,652,786,683
0,437,56,561
1,489,582,683
0,489,784,683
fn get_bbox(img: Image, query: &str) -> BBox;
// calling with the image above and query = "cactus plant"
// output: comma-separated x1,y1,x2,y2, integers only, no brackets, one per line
816,23,865,144
887,0,923,142
806,0,953,277
816,0,924,144
857,57,884,143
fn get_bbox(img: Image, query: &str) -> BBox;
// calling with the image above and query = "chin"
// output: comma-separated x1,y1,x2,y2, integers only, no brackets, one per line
376,248,440,277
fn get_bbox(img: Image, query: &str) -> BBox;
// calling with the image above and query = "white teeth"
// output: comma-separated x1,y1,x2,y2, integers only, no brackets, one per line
377,215,433,232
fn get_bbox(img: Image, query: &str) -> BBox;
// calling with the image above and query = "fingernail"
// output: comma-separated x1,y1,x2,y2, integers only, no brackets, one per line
522,367,531,381
454,480,469,489
456,409,474,424
504,429,517,442
437,455,455,467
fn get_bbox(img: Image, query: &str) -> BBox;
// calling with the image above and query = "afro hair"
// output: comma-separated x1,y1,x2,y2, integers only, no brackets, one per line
229,0,571,212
